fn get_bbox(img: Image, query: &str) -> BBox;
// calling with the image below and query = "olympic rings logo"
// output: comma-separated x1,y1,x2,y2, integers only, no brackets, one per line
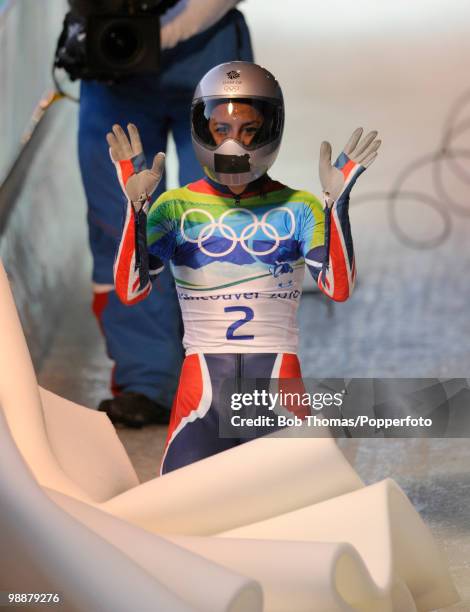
180,207,296,257
223,84,240,92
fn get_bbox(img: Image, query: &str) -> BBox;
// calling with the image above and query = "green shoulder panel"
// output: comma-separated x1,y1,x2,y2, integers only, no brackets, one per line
286,189,325,250
148,187,186,217
285,189,323,212
147,189,179,246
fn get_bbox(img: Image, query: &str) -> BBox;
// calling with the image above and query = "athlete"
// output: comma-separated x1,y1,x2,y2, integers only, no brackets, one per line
107,61,381,474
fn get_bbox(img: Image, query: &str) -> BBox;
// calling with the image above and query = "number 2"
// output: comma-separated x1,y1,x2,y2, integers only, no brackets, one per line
225,306,255,340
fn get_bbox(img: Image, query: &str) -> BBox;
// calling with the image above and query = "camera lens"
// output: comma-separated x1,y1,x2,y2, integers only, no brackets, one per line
100,21,141,65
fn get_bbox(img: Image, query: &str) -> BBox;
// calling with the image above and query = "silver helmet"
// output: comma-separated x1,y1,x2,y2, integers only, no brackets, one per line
191,61,284,186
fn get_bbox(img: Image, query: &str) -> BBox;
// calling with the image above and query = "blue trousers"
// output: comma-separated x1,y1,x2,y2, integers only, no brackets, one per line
78,10,253,408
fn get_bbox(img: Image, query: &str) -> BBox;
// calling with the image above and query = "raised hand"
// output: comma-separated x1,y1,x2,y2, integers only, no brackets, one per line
319,127,381,207
106,123,165,211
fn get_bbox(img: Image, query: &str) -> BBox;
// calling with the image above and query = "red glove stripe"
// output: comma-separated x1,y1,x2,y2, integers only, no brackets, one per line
341,159,356,180
117,159,135,188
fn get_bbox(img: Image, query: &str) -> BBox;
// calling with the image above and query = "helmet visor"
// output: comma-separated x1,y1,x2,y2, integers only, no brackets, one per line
192,97,284,151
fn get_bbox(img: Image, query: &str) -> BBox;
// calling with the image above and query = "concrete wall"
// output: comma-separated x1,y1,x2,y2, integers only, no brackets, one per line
0,102,89,368
0,1,88,368
0,0,67,183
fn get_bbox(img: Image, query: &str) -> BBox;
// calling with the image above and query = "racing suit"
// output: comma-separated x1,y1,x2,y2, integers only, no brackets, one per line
114,169,359,473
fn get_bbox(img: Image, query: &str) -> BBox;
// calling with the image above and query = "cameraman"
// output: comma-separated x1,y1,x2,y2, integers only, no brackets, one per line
73,0,253,426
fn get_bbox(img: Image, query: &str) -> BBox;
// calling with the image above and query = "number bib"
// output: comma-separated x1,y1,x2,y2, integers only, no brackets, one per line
176,279,304,355
147,178,325,355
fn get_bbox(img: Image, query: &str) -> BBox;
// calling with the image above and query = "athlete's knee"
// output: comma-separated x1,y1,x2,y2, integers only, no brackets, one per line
160,446,197,475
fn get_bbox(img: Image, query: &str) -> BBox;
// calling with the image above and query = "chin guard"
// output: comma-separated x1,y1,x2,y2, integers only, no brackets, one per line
214,153,251,173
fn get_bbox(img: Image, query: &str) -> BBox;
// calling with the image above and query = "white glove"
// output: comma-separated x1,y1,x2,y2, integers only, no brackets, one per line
319,127,381,207
106,123,165,212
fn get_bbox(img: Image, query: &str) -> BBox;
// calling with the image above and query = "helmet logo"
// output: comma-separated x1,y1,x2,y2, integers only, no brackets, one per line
223,70,241,91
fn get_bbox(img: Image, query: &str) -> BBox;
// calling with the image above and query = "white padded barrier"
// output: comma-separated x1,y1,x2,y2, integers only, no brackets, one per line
0,260,459,611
